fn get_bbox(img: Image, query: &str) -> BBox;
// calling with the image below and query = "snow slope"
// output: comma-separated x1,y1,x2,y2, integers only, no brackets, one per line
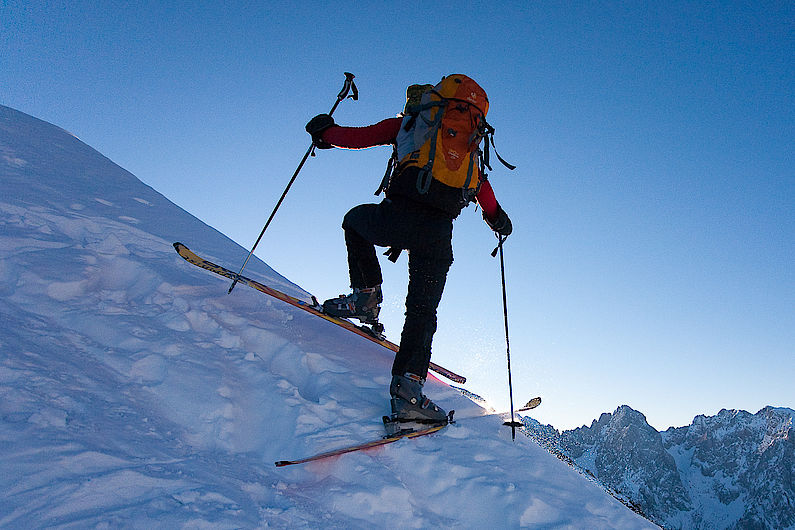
0,104,654,528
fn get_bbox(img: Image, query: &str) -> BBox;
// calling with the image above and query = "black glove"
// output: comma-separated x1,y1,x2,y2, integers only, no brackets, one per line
484,204,512,236
305,114,335,149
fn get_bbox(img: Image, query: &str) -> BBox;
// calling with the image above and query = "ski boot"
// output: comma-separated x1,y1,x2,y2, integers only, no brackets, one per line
389,373,449,425
322,286,383,330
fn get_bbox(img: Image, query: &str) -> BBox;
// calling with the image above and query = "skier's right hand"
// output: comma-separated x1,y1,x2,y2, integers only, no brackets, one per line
484,204,512,236
306,114,335,149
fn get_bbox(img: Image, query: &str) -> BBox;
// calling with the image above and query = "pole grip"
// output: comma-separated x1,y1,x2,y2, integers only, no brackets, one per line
338,72,358,101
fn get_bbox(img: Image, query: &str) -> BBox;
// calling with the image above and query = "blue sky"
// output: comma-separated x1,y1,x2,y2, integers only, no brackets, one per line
3,1,792,430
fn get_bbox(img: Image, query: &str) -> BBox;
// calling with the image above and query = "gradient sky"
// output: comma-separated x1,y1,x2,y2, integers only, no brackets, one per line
3,1,792,430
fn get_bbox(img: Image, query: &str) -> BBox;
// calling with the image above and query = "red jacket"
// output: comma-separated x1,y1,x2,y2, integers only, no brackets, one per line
322,117,500,221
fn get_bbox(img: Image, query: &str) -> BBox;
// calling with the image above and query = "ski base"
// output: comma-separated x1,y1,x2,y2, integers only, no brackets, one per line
275,417,451,467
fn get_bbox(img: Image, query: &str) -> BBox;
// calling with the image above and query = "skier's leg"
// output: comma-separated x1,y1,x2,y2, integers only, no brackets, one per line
344,222,383,289
391,247,453,379
322,204,384,321
342,203,388,288
389,246,452,423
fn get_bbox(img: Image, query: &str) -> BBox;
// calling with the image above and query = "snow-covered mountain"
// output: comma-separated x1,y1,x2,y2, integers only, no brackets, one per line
523,405,794,529
0,104,654,528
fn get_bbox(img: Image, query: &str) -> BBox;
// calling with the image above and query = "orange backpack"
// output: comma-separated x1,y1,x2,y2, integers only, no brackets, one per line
376,75,514,199
397,74,490,193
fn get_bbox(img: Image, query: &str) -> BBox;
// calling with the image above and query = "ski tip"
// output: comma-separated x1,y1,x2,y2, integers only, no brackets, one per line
274,460,290,467
517,396,542,412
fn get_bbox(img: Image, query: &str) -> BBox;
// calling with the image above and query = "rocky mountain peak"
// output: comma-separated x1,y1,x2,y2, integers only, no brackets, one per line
525,405,795,528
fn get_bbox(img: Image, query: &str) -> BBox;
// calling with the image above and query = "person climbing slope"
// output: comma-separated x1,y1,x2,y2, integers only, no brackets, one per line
306,74,513,424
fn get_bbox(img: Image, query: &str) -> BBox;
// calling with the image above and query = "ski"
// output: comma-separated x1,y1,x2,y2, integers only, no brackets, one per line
517,396,542,412
275,414,452,467
173,242,466,384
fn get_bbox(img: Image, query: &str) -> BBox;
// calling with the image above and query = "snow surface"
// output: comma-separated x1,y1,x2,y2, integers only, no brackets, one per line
0,105,655,528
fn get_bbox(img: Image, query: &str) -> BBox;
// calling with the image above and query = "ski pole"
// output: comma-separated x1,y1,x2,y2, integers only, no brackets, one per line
494,235,522,440
228,72,358,294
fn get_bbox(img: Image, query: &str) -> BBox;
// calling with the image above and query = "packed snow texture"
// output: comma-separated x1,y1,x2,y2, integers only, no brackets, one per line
0,105,654,528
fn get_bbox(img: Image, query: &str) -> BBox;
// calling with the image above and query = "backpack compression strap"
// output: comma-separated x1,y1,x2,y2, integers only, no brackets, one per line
481,120,516,171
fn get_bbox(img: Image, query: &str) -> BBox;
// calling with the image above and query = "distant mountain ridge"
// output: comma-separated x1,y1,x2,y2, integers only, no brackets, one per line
523,405,794,529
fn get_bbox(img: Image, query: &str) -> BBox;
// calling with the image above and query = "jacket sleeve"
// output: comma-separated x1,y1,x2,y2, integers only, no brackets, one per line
476,179,500,221
322,117,402,149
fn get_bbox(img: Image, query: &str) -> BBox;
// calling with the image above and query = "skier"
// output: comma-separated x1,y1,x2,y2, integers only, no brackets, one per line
306,75,512,424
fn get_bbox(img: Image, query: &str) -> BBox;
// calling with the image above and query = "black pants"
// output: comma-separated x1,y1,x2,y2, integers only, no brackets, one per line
342,197,454,380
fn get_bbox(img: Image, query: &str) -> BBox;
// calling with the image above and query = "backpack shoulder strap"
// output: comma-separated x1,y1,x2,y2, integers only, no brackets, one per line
374,145,397,196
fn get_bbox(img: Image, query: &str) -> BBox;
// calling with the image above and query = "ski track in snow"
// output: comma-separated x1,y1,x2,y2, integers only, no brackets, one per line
0,105,654,527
